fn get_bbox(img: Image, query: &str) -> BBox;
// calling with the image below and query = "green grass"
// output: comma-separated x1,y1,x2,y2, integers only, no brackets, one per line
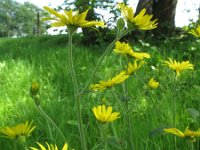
0,34,200,150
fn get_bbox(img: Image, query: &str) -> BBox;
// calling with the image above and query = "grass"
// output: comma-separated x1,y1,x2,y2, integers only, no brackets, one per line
0,34,200,150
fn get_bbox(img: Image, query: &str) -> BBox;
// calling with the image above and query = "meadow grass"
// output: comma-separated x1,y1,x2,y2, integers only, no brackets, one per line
0,34,200,150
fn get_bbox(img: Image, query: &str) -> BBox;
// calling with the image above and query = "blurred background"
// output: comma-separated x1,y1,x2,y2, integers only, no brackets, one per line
0,0,200,42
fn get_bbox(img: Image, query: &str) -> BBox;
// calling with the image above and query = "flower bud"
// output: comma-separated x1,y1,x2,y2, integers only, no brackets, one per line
30,82,40,96
117,18,125,30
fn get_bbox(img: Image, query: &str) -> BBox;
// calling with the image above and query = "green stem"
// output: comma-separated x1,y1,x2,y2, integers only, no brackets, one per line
121,57,135,150
37,105,67,142
172,74,177,127
79,29,130,95
148,93,163,122
172,73,177,150
68,32,87,150
191,142,194,150
99,124,108,150
135,74,163,122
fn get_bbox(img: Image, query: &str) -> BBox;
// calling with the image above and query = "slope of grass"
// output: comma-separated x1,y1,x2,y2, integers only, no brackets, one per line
0,34,200,150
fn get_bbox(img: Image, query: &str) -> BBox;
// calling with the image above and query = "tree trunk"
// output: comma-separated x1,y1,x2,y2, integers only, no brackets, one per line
136,0,154,15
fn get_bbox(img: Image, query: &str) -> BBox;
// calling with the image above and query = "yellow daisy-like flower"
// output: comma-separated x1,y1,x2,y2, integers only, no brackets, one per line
0,121,36,141
131,52,150,60
114,41,150,59
43,6,104,32
188,25,200,38
148,78,159,89
117,3,158,30
30,142,68,150
92,105,120,123
90,71,129,91
113,41,133,56
124,60,145,75
163,127,200,142
164,58,194,76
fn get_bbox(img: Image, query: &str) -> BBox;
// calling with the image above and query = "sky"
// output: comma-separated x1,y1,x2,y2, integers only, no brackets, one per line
15,0,200,28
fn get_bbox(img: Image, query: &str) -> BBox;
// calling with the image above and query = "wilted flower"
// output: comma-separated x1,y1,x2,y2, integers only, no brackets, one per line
164,58,194,76
90,71,129,91
117,3,158,30
92,105,120,123
148,78,159,89
164,127,200,142
114,41,150,59
0,121,36,142
188,25,200,38
30,142,68,150
43,6,104,32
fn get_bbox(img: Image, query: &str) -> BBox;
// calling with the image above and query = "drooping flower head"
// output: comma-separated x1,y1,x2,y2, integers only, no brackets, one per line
89,71,129,91
92,104,120,123
117,3,158,30
148,78,159,89
114,41,150,59
164,127,200,142
0,121,36,142
163,58,194,76
30,142,68,150
43,6,104,33
188,25,200,38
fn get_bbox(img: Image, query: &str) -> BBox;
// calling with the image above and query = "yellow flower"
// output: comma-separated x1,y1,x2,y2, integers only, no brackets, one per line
124,60,145,75
164,127,200,142
117,3,158,30
43,6,104,32
148,78,159,89
188,25,200,38
90,71,129,91
164,58,194,76
131,52,150,60
114,41,150,59
30,142,68,150
92,105,120,123
113,41,133,56
0,121,36,140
